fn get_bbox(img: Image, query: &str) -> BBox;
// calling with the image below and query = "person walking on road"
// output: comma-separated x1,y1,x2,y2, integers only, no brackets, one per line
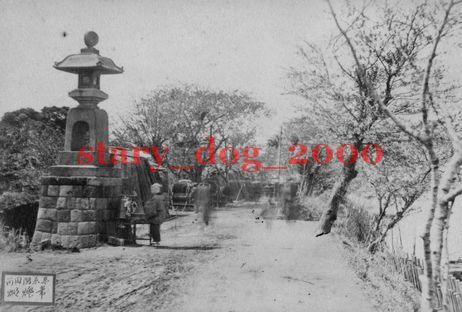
195,182,212,226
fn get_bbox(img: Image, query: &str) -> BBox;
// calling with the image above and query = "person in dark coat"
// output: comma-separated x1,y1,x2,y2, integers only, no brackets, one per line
144,183,165,246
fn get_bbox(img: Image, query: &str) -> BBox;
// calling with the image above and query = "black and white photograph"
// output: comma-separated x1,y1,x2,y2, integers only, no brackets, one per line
1,0,462,311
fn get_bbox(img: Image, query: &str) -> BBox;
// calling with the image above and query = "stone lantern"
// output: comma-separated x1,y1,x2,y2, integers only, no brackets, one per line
31,32,125,249
54,31,123,157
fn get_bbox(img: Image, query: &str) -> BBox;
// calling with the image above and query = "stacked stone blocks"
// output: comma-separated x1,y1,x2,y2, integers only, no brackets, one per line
32,176,122,249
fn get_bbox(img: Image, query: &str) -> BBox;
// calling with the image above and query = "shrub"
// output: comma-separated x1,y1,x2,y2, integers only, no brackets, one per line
335,198,375,246
0,196,38,239
296,193,328,221
0,222,30,252
344,247,420,312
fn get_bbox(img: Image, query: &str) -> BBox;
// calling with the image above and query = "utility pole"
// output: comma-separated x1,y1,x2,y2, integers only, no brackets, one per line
277,125,283,185
274,125,283,200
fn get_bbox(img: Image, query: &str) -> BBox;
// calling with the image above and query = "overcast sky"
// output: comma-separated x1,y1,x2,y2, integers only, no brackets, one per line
2,0,460,142
0,0,339,141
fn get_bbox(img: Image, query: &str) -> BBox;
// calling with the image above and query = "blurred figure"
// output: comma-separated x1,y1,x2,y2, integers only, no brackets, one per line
144,183,165,246
260,198,277,230
195,182,212,226
189,183,199,213
281,179,299,220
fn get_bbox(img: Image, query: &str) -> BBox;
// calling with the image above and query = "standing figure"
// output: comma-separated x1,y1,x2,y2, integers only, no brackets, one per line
144,183,165,246
281,179,299,220
189,183,199,213
195,182,212,226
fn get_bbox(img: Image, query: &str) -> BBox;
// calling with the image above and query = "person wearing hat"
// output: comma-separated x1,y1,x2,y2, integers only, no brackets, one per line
144,183,165,246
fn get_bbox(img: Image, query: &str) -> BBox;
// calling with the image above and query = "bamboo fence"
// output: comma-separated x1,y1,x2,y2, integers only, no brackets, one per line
393,254,462,311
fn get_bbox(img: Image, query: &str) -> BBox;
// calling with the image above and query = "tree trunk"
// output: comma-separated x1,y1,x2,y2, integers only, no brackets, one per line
368,225,388,253
421,149,439,312
315,162,357,236
431,149,462,310
441,200,454,311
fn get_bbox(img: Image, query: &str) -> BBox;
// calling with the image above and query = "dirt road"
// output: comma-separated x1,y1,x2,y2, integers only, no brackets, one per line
0,203,376,312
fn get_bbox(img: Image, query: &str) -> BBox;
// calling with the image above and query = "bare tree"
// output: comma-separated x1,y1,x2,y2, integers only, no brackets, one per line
288,0,444,237
323,0,462,310
365,138,430,253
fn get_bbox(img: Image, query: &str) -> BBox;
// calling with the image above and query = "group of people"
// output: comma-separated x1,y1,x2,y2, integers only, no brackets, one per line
128,178,297,245
133,178,298,245
141,180,214,246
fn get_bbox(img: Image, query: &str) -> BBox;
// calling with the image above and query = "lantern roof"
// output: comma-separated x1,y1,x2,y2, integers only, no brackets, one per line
54,31,123,75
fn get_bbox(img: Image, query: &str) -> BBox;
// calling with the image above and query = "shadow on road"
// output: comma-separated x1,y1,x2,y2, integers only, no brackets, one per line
152,245,220,250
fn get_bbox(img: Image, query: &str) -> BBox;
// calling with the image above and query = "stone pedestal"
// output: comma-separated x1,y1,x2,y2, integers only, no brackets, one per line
31,173,122,249
30,88,116,249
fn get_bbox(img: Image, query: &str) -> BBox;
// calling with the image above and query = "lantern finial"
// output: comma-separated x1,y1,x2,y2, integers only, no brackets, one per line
84,31,99,48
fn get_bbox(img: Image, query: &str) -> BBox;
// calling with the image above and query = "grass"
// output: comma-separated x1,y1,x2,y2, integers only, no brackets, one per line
335,200,376,246
0,221,30,252
342,246,420,312
332,194,421,311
